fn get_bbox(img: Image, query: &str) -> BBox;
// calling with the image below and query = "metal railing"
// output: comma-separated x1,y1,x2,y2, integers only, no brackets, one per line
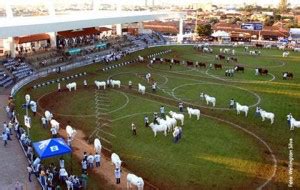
10,42,251,96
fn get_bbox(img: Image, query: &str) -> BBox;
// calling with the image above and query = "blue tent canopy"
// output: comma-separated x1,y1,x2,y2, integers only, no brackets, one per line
33,138,72,159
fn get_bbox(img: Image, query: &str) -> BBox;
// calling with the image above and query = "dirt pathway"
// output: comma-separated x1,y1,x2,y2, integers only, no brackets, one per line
59,129,131,189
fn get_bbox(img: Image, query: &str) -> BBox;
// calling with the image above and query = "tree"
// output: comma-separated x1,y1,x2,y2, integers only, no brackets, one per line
279,0,288,13
209,18,219,24
274,14,282,21
264,17,275,26
196,24,212,36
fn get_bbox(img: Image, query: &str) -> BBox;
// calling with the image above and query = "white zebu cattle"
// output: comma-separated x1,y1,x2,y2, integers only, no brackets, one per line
149,122,168,137
200,93,216,107
166,115,177,130
290,117,300,130
110,79,121,88
249,51,255,55
219,48,223,53
94,138,102,153
111,153,122,169
95,81,106,90
294,48,300,52
235,102,249,117
259,109,275,124
127,173,144,190
50,119,60,131
66,82,77,91
203,47,212,53
66,125,77,140
282,51,290,57
265,44,272,49
45,110,53,122
138,83,146,94
187,107,200,120
157,117,173,132
278,45,286,50
138,55,144,62
169,111,184,125
223,48,231,54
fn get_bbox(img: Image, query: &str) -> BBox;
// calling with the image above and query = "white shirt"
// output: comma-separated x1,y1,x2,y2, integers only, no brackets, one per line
94,154,101,162
87,155,94,164
59,168,68,177
20,133,26,141
41,117,46,124
50,127,57,135
59,160,65,168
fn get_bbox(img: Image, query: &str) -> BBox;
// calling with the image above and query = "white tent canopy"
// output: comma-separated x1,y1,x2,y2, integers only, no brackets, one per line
211,30,230,37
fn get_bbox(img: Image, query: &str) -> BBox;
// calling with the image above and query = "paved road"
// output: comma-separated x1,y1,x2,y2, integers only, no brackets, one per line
0,88,39,190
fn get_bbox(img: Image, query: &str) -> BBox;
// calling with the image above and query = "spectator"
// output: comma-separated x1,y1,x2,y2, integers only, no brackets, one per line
59,167,68,181
144,116,149,127
83,80,87,88
50,127,57,138
59,157,65,168
5,126,12,141
160,106,165,118
58,83,61,92
152,82,156,92
41,117,46,128
229,99,235,109
128,80,132,89
131,123,137,136
27,164,33,182
81,159,87,174
83,152,87,161
81,173,88,190
115,168,121,184
94,153,101,167
2,132,8,147
87,153,94,168
179,102,184,113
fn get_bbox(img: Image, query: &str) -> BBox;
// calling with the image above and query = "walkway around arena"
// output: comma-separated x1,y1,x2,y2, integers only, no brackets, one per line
0,88,39,190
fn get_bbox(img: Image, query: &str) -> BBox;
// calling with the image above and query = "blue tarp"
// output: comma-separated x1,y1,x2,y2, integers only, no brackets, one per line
32,138,72,159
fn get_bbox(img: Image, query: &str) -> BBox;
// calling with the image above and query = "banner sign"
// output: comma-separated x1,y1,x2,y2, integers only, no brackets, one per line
241,23,263,31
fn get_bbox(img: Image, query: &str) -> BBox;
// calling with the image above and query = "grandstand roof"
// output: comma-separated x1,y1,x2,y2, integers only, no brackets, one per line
0,11,184,38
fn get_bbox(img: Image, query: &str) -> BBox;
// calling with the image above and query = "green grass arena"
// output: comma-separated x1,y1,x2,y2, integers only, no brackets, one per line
15,45,300,189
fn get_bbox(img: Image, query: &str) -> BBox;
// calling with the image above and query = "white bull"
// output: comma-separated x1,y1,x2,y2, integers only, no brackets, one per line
50,119,60,131
94,138,102,153
149,122,168,137
187,107,200,120
200,93,216,107
235,102,249,117
110,80,121,88
138,83,146,94
169,111,184,125
45,110,53,122
127,173,144,190
166,115,177,130
95,81,106,90
290,117,300,130
111,153,122,169
259,109,275,124
66,82,77,91
282,51,290,57
66,125,77,140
